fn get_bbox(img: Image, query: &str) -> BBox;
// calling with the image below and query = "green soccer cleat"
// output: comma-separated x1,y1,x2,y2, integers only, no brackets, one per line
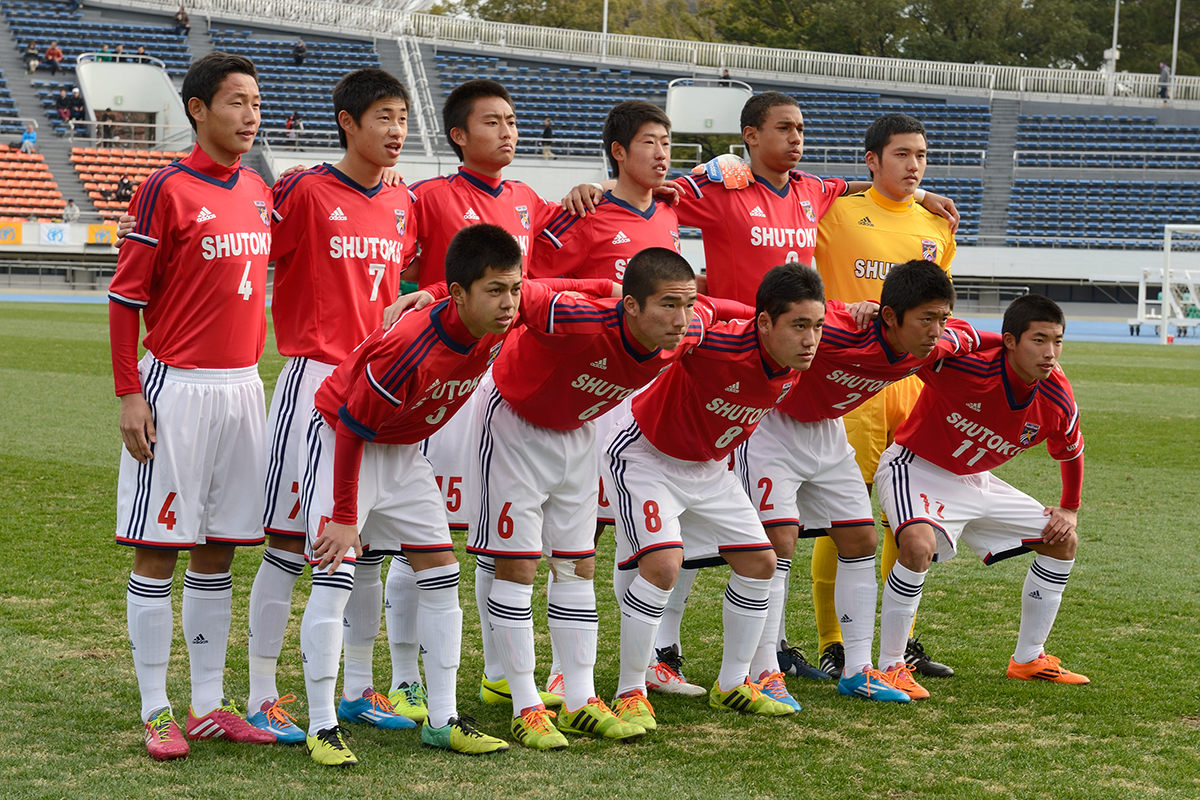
557,698,646,742
306,725,357,767
612,690,657,732
421,715,510,755
480,675,563,708
510,706,569,750
708,678,797,716
388,681,429,724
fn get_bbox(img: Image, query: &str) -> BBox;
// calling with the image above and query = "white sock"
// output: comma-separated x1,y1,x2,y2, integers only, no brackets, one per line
718,572,770,692
655,566,697,654
835,554,878,675
128,574,173,722
385,554,422,691
301,565,354,735
417,563,462,728
880,562,926,672
547,579,562,677
751,558,789,679
342,553,383,700
247,547,305,713
182,570,232,716
775,556,792,645
1014,555,1074,664
547,579,598,711
488,578,539,715
475,556,504,682
617,574,671,696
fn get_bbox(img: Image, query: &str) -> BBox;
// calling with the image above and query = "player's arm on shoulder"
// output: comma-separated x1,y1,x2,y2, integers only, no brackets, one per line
561,181,610,216
700,294,754,322
919,189,960,234
383,285,439,329
845,300,880,329
691,153,753,190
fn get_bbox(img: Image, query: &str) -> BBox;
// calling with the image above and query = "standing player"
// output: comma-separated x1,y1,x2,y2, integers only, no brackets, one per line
109,52,276,761
605,263,827,730
874,294,1088,700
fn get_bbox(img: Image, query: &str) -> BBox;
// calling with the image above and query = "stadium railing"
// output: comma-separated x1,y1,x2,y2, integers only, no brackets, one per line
1012,150,1200,170
67,119,194,151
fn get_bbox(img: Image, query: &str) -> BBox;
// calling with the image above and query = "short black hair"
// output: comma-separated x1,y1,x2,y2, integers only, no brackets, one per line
880,260,955,326
603,100,670,178
740,91,800,148
442,79,513,161
864,113,926,175
756,263,824,321
444,223,522,291
1002,293,1065,342
332,68,410,150
623,247,695,309
181,51,257,131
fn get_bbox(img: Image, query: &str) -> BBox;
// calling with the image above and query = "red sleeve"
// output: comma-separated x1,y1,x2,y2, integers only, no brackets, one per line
702,295,754,321
109,301,142,396
812,176,848,218
331,421,366,525
530,195,562,235
932,317,983,358
269,172,306,262
1059,453,1083,509
424,282,449,300
976,330,1004,349
671,175,725,229
536,278,613,298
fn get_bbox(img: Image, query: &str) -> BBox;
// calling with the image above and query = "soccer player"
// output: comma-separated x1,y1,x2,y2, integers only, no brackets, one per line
737,260,985,706
874,294,1089,700
605,263,827,730
109,52,276,761
245,69,419,742
297,224,613,765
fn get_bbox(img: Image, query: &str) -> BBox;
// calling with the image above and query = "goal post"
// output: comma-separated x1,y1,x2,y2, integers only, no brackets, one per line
1162,225,1200,345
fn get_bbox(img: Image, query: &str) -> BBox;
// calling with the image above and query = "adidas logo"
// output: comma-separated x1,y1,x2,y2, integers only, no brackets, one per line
384,599,392,609
1028,590,1042,600
612,230,631,244
725,381,740,393
857,216,874,227
749,206,766,218
196,206,215,222
463,207,480,220
967,402,982,412
328,207,347,221
419,645,427,655
343,617,350,627
840,614,853,623
590,358,608,370
191,634,208,645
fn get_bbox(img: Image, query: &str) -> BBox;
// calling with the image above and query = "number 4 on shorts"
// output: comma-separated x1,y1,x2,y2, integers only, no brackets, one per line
158,492,178,530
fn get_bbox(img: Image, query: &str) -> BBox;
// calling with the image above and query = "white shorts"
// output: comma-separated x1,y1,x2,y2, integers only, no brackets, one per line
735,411,874,536
875,442,1050,564
301,410,452,563
262,357,336,538
604,415,772,571
115,353,266,550
467,380,598,560
593,394,634,526
420,389,481,533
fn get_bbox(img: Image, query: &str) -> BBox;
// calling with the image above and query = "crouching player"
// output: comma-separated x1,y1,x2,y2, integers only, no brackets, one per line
875,294,1089,700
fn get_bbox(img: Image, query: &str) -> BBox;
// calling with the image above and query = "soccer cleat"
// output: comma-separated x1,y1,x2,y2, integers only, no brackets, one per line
819,642,845,679
421,715,510,754
185,698,277,743
646,644,707,697
836,666,911,703
1007,653,1090,685
247,694,306,744
545,672,565,701
757,671,802,712
338,687,417,730
558,698,646,741
882,664,931,700
778,639,832,680
906,636,955,678
709,678,796,716
144,707,189,761
306,725,357,766
510,705,569,750
387,681,429,724
613,690,657,732
480,675,564,708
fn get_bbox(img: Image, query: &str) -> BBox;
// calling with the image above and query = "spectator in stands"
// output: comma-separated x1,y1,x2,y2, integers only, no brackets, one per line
136,46,149,62
1160,62,1171,103
115,44,128,62
99,108,115,145
173,6,190,36
285,110,302,149
45,41,64,76
63,199,80,223
25,43,40,74
56,89,72,122
718,68,732,86
70,88,86,121
19,124,37,154
292,39,307,66
540,117,554,160
115,175,135,203
97,44,114,62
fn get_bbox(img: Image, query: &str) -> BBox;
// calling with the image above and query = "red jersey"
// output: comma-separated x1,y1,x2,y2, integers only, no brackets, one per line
632,317,797,462
410,167,558,287
269,164,417,364
528,192,680,282
896,348,1085,475
675,170,846,305
492,294,739,431
779,302,982,423
109,145,273,373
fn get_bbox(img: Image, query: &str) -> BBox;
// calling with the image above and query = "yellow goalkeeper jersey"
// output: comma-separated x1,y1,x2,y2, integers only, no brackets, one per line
813,186,956,302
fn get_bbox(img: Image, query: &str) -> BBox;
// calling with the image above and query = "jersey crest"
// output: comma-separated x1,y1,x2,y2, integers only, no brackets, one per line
800,200,815,223
395,209,407,236
670,230,681,254
1019,421,1041,447
488,342,503,365
254,200,270,226
516,205,531,230
921,239,938,261
775,381,794,404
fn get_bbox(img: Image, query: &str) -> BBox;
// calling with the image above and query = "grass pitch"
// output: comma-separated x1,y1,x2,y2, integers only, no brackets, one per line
1,302,1198,800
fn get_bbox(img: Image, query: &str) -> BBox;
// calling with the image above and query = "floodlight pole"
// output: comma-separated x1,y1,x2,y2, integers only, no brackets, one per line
1171,0,1181,100
1105,0,1120,96
601,0,609,62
